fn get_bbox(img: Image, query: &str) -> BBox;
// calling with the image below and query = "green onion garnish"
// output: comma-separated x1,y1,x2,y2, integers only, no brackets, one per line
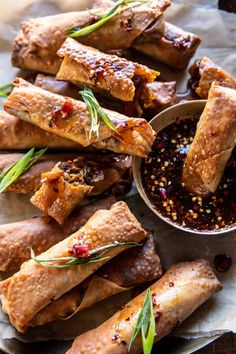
129,288,156,354
67,0,146,38
0,148,47,193
31,241,142,268
0,83,13,98
80,87,118,138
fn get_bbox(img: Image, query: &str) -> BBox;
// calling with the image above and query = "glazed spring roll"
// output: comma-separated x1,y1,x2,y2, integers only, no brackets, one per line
189,57,236,98
67,259,222,354
12,1,170,74
56,38,158,115
0,111,81,150
0,153,77,194
0,201,147,333
183,83,236,196
134,22,201,70
4,79,156,157
0,197,115,272
29,235,162,327
30,154,132,224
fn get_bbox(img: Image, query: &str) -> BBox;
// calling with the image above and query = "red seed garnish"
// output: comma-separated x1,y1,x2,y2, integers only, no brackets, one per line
61,101,73,116
159,188,167,200
69,244,89,258
94,66,105,80
214,254,232,273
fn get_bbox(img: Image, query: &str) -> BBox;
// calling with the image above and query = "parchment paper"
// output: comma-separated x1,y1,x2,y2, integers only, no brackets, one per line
0,0,236,352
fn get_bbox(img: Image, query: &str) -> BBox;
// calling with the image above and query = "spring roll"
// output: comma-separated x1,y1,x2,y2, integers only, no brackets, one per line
183,83,236,196
189,57,236,98
0,197,115,272
0,201,147,332
29,235,162,327
30,154,132,224
4,78,156,157
12,1,169,74
0,153,78,194
56,38,158,115
133,22,201,70
67,259,222,354
0,111,82,150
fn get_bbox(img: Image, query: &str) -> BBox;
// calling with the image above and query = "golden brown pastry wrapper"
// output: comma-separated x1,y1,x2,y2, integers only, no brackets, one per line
4,79,156,157
189,57,236,98
134,22,201,70
183,83,236,196
0,197,115,272
0,111,81,150
57,38,158,103
31,154,130,223
12,1,170,74
29,236,162,327
67,259,222,354
0,201,147,332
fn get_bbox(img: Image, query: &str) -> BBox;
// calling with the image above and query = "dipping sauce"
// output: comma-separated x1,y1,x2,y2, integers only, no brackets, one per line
141,118,236,231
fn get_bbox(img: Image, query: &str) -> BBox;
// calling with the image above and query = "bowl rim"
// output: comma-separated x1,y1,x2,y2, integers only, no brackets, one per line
133,100,236,236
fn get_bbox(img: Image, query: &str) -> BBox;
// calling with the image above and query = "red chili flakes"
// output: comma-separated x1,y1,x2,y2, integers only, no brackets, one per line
49,100,73,127
69,243,89,258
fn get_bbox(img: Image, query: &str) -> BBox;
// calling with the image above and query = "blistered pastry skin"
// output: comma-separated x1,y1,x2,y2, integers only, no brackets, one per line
189,57,236,98
183,83,236,196
29,236,162,327
4,79,156,157
0,202,147,332
67,259,222,354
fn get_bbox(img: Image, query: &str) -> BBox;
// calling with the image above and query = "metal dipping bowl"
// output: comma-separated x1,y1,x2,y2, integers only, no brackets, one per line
133,100,236,235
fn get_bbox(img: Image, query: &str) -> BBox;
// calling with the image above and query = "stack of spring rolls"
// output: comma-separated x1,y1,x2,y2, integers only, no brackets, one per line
0,0,224,351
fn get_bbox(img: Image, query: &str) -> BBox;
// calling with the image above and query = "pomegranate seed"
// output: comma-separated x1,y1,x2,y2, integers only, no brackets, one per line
69,244,89,258
214,254,232,273
159,188,167,200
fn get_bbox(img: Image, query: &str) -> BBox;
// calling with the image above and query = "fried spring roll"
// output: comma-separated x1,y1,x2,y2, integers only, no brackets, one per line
29,236,162,327
0,197,115,272
189,57,236,98
0,111,82,150
4,79,156,157
30,154,132,224
183,83,236,196
0,153,77,194
0,201,147,332
67,259,222,354
133,22,201,70
12,1,169,74
56,38,158,115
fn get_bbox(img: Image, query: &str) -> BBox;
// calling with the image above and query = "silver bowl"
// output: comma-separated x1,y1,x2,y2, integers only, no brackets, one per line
133,100,236,235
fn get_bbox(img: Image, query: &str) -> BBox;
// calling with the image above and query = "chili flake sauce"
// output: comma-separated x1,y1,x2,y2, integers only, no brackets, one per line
141,118,236,231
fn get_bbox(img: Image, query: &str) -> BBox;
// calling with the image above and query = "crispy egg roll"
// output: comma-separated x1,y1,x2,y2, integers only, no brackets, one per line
133,22,201,70
0,201,147,332
189,57,236,98
0,111,81,150
67,259,222,354
183,83,236,196
12,1,169,74
56,38,158,115
4,79,156,157
29,235,162,327
30,154,131,224
0,197,115,272
0,153,77,194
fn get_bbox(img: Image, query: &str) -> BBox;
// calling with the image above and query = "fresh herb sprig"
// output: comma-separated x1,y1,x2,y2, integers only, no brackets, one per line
80,87,118,138
0,148,47,193
129,288,156,354
68,0,146,38
0,83,12,98
31,241,142,269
